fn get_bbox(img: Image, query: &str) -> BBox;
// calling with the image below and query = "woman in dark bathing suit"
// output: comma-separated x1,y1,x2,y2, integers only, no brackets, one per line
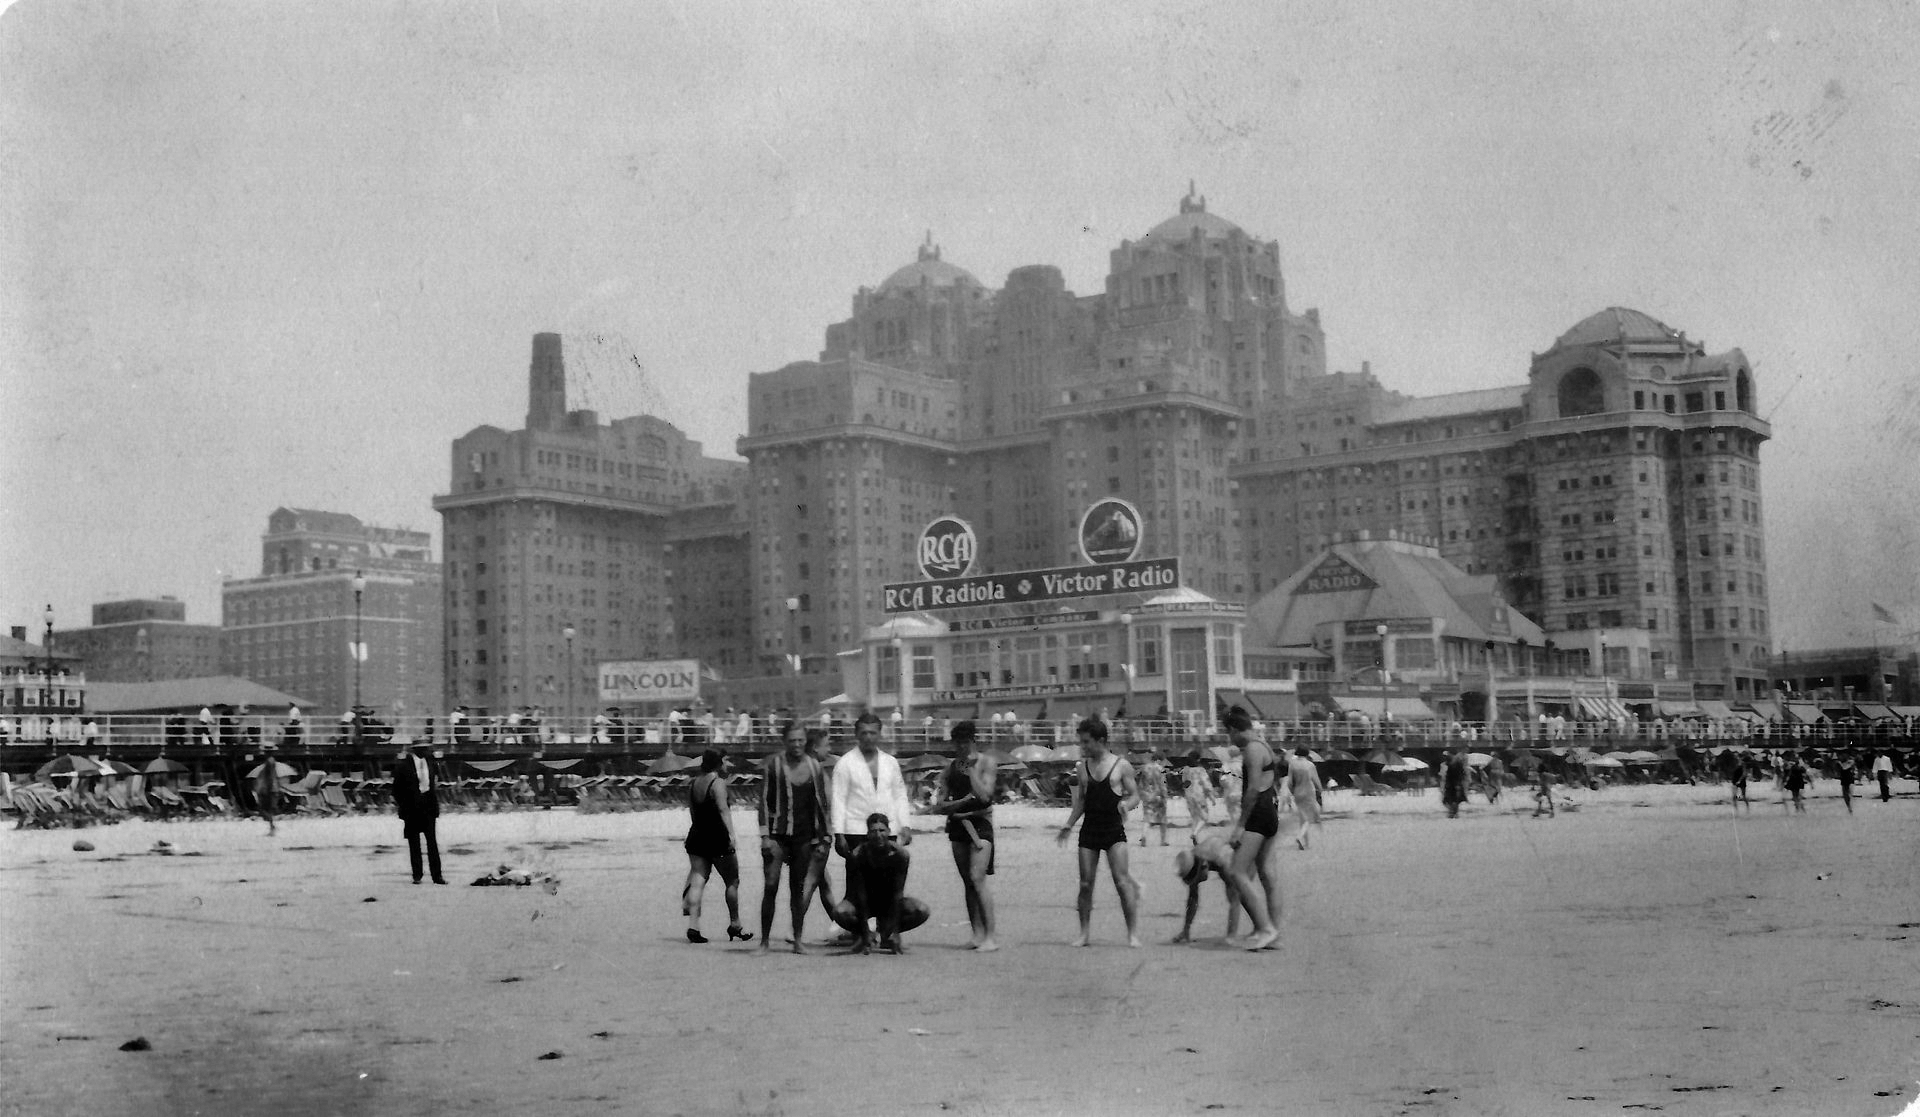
683,748,750,944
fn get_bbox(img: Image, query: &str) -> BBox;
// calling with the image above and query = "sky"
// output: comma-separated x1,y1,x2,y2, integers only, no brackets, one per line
3,0,1916,652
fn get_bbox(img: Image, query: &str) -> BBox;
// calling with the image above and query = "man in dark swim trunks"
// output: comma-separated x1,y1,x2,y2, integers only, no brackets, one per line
830,813,930,954
757,721,832,953
1171,825,1246,944
1056,717,1142,947
1223,711,1281,951
919,720,999,951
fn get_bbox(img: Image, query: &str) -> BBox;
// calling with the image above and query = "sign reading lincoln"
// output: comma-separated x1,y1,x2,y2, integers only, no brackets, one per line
1078,498,1143,565
917,516,978,581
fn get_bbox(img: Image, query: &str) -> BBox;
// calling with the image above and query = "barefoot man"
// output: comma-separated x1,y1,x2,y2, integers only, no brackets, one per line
1172,824,1246,944
1222,711,1282,951
1056,718,1142,947
919,720,999,951
757,721,832,953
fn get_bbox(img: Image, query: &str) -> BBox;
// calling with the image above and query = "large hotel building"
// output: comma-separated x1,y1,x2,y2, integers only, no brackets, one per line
444,189,1773,716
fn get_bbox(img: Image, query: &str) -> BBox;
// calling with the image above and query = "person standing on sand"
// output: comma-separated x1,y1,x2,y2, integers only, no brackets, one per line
919,720,998,951
803,729,846,940
682,749,750,944
1872,751,1894,802
254,741,284,837
1720,749,1751,811
830,713,916,954
1442,747,1471,819
1282,745,1324,850
391,738,445,885
1220,711,1282,952
757,721,832,953
1783,752,1808,813
1057,718,1143,948
1136,752,1170,847
1531,765,1555,818
1835,752,1856,813
1183,766,1215,829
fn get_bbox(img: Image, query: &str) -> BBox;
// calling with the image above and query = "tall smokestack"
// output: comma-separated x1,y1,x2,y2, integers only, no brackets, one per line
527,333,566,431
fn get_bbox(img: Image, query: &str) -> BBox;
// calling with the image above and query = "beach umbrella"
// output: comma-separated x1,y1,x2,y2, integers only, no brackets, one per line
1585,755,1625,769
1323,749,1361,763
645,752,700,775
979,748,1016,768
1621,750,1663,764
98,760,139,776
1382,756,1428,772
900,753,948,772
1466,752,1494,768
1048,743,1083,763
1364,749,1399,765
143,758,190,775
247,760,299,779
35,755,100,779
1009,744,1055,763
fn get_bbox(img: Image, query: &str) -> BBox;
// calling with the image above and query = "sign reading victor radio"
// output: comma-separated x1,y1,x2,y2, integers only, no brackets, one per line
598,659,700,704
884,557,1179,614
916,516,978,580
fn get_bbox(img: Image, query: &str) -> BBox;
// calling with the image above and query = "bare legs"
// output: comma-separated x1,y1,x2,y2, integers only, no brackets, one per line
759,842,816,953
949,839,997,951
1224,834,1279,950
684,856,712,935
1073,843,1140,947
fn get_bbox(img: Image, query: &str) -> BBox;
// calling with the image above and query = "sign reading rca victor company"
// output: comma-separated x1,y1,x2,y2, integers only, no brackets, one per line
1078,498,1144,565
884,558,1180,614
598,659,700,703
916,516,978,581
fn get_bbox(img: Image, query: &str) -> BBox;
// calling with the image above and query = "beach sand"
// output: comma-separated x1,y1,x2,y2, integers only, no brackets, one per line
3,782,1917,1116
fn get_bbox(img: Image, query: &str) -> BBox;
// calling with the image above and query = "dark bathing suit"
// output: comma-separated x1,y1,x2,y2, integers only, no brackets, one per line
1078,758,1127,850
1244,782,1280,837
684,775,734,862
776,776,820,857
943,761,995,875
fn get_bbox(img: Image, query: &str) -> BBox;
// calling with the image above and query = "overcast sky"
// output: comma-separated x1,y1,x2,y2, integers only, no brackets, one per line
3,0,1915,652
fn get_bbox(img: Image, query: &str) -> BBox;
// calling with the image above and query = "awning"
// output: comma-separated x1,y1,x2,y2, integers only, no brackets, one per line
1783,703,1825,725
1658,700,1703,718
1742,699,1784,721
1577,697,1630,720
1216,691,1263,719
1120,691,1168,719
1696,699,1735,720
537,758,584,770
464,759,519,773
1892,706,1920,719
1386,697,1436,720
1854,703,1897,720
1326,694,1436,719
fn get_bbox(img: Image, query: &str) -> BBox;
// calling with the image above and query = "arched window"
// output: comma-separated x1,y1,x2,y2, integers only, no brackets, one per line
1735,370,1752,412
1557,367,1605,417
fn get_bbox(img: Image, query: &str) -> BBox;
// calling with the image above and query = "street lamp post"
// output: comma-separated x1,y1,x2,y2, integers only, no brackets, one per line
562,624,576,740
1119,612,1135,714
41,604,55,748
351,571,367,714
1484,639,1498,731
784,597,800,678
1376,623,1390,742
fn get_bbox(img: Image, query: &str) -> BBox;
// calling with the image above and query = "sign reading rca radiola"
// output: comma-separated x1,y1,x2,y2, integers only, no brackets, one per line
598,659,700,703
916,516,979,581
1078,498,1143,565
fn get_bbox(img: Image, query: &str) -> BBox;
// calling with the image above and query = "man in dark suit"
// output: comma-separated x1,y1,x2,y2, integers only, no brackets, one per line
391,737,446,885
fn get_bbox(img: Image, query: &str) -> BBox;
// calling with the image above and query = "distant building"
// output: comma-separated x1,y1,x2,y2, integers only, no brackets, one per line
56,597,221,683
434,334,754,722
0,626,85,721
1771,645,1918,707
221,509,443,718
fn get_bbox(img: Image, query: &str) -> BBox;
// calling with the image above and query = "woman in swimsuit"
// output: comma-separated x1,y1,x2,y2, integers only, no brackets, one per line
683,748,750,944
1056,718,1142,947
921,720,999,951
1223,711,1282,951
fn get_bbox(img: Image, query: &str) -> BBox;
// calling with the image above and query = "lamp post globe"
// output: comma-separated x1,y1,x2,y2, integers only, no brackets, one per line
1376,623,1389,738
42,604,54,716
562,624,576,731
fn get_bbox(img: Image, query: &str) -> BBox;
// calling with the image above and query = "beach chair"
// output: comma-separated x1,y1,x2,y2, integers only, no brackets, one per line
318,783,352,815
1352,772,1390,796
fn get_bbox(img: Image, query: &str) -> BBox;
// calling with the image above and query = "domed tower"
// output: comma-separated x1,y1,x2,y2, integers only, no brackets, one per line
822,233,993,377
1516,308,1772,702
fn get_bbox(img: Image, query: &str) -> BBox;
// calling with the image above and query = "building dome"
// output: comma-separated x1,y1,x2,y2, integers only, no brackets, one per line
1551,307,1682,350
1141,183,1244,246
878,234,981,293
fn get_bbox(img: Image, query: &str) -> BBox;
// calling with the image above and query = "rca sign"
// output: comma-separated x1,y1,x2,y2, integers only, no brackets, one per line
916,516,978,580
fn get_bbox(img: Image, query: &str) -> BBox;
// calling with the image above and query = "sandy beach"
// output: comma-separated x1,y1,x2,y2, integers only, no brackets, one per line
4,782,1918,1117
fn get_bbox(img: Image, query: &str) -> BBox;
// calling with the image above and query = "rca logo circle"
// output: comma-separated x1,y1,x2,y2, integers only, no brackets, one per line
1078,498,1143,565
916,516,978,580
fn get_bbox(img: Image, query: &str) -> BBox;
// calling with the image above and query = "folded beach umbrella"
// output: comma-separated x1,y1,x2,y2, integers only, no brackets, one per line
246,761,299,779
143,757,190,775
1009,744,1056,763
645,752,701,775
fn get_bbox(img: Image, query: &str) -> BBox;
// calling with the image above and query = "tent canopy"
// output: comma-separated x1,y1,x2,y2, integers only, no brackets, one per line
87,676,317,714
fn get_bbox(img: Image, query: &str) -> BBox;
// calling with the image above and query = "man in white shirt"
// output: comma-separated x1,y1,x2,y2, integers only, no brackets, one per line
830,712,916,952
1873,751,1896,801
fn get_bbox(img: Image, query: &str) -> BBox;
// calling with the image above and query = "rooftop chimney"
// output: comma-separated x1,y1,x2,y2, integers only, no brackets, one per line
527,333,567,431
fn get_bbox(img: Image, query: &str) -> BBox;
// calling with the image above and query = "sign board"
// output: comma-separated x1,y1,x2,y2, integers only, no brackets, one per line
1296,553,1378,595
1132,600,1246,616
598,659,700,704
884,558,1180,614
1078,498,1144,565
1342,618,1433,636
930,681,1102,703
916,516,978,580
948,610,1101,633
